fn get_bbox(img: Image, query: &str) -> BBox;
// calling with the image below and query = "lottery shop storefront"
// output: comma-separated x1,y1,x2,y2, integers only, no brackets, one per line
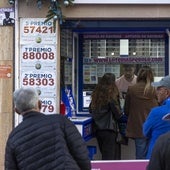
60,20,169,159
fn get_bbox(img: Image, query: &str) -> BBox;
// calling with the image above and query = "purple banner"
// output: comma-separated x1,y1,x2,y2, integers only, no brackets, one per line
91,160,149,170
83,33,165,39
83,57,164,64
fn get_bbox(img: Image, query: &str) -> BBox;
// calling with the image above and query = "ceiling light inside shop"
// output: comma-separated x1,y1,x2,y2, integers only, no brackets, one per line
98,56,106,59
111,52,115,56
133,51,136,55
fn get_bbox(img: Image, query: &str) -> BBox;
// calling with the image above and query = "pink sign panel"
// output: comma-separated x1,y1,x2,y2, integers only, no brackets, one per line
91,160,149,170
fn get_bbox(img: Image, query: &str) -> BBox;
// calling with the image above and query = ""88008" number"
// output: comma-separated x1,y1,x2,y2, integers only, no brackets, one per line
23,52,54,60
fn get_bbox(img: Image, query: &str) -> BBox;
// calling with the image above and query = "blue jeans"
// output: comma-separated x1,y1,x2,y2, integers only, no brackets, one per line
135,138,149,159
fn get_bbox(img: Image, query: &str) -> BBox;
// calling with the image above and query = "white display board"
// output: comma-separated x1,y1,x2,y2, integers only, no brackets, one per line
20,18,57,114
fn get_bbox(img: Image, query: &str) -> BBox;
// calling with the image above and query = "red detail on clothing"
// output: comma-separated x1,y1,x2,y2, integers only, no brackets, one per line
60,101,66,115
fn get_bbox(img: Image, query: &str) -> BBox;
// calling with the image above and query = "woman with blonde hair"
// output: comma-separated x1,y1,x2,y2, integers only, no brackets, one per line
124,65,158,159
89,73,122,160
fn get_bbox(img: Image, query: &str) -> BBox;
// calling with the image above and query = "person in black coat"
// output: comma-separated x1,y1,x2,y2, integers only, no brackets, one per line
89,73,122,160
5,87,91,170
146,131,170,170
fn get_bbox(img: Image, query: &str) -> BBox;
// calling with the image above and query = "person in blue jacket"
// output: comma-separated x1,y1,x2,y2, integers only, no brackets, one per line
147,113,170,170
143,75,170,159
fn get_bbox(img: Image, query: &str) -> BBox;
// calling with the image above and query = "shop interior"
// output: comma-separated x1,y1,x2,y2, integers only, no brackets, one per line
60,19,168,159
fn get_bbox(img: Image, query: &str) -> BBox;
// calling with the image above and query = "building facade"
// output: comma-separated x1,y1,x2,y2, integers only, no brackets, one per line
1,0,170,168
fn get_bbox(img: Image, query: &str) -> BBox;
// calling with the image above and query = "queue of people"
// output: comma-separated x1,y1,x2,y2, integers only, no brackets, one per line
4,64,170,169
89,64,170,163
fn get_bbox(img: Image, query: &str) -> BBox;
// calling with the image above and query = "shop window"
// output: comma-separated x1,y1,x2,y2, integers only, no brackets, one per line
80,33,166,112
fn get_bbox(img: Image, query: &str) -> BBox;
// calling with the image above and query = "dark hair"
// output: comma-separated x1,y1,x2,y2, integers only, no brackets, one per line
98,72,116,84
123,64,136,69
5,11,10,15
91,73,119,109
137,65,154,95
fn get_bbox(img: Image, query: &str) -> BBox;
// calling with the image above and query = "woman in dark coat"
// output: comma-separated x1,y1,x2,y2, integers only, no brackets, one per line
89,73,122,160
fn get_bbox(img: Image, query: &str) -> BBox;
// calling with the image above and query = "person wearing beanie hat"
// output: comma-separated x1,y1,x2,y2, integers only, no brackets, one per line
143,75,170,160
